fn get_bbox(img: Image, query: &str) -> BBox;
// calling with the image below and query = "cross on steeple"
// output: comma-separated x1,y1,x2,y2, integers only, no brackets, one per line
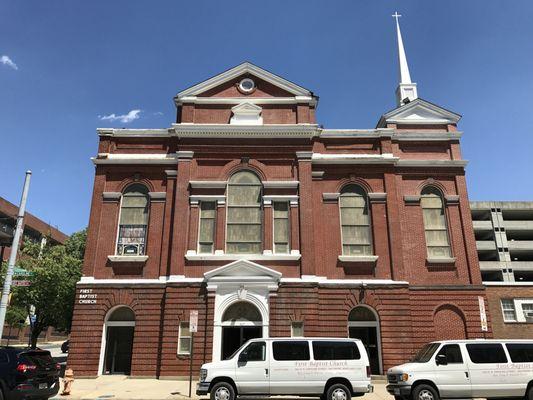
392,12,418,106
392,12,402,23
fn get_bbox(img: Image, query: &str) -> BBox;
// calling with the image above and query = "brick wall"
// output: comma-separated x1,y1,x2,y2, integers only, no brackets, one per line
486,285,533,338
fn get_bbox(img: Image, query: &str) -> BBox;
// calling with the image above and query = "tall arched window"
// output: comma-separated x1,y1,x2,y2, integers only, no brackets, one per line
226,171,262,254
421,186,451,258
339,185,372,256
117,184,149,256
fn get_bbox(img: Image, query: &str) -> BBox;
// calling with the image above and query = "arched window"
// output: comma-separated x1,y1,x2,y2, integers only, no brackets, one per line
339,185,372,256
421,186,451,258
222,301,262,323
117,184,149,256
226,171,262,254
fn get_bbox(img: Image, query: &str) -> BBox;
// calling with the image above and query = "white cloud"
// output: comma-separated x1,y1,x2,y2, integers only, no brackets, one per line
1,55,18,70
153,111,164,116
99,109,141,123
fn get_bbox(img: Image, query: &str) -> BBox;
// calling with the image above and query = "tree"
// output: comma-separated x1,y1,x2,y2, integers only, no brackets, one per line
10,229,86,348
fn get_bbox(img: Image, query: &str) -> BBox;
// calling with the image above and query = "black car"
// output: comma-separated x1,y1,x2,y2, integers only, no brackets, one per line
0,347,60,400
60,341,68,354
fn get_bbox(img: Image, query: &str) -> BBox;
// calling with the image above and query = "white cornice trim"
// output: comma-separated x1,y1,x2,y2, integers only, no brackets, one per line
92,153,178,165
280,276,408,287
392,131,462,141
97,128,171,137
263,181,299,189
311,153,399,164
320,129,393,138
177,96,316,105
175,62,313,99
484,282,533,287
185,251,301,261
171,123,319,138
396,159,468,168
190,181,227,189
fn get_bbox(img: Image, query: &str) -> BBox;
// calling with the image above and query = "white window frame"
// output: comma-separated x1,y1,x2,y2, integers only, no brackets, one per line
501,299,517,322
515,299,533,323
273,201,290,254
291,321,304,337
338,186,373,256
178,321,192,355
115,186,150,256
197,201,216,254
225,171,263,254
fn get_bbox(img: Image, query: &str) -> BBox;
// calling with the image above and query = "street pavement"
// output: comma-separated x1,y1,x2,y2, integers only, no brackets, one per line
50,376,392,400
10,342,393,400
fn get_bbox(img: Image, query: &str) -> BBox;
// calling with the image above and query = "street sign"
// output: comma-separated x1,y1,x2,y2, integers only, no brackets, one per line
12,280,31,287
478,296,488,332
189,310,198,333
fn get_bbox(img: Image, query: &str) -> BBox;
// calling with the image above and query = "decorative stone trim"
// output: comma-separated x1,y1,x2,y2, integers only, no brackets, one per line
296,151,313,160
404,195,421,205
263,195,299,204
107,255,149,263
426,257,456,266
102,192,121,202
322,193,340,202
189,195,226,204
189,181,227,189
165,170,178,177
445,195,460,205
148,192,166,202
312,153,398,165
263,181,299,189
184,251,301,262
337,255,379,263
176,151,194,160
312,171,325,180
368,193,387,203
263,199,272,206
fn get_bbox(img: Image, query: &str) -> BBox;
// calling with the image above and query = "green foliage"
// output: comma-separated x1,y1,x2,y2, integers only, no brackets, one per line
6,305,26,329
8,229,86,347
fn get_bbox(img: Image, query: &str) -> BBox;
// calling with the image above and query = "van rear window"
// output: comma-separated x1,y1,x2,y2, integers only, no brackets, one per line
506,343,533,362
466,344,508,364
272,341,310,361
312,341,360,360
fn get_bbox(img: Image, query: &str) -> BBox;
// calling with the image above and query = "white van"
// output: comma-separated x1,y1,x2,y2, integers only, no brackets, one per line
386,339,533,400
197,338,373,400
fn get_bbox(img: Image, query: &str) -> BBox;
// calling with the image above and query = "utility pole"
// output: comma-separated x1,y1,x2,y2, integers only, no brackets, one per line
0,171,32,338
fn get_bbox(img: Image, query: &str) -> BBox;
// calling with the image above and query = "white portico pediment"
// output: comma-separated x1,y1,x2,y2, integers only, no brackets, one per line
377,98,461,127
230,102,263,125
204,259,281,290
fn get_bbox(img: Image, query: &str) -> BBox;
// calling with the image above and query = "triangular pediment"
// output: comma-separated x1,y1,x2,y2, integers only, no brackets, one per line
231,102,262,113
204,259,282,281
377,98,461,127
176,62,312,98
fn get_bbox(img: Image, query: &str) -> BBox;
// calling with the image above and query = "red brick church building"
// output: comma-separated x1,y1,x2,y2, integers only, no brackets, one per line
68,20,490,378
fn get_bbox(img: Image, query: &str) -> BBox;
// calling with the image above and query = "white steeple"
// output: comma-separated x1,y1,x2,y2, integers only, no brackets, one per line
393,12,418,106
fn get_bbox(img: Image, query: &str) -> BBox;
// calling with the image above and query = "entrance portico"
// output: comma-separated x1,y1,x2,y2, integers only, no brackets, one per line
204,259,281,361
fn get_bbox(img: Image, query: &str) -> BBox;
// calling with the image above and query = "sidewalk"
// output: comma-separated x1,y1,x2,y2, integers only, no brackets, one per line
51,376,392,400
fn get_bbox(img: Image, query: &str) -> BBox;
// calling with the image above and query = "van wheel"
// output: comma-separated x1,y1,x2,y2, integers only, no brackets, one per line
526,386,533,400
326,383,351,400
412,384,439,400
210,382,235,400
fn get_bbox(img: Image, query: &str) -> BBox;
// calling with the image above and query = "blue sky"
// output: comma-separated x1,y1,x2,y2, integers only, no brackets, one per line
1,1,532,235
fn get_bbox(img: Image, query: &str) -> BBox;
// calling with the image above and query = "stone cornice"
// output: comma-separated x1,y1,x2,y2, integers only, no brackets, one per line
171,123,320,138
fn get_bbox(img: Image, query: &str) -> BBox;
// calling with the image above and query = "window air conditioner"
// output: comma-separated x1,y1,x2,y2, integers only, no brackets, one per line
121,243,142,256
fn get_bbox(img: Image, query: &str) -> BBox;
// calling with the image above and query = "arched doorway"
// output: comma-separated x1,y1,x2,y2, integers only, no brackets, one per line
101,306,135,375
221,301,263,360
348,305,382,374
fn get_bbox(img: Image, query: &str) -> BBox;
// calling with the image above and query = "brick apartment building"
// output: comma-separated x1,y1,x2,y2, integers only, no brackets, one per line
68,21,490,378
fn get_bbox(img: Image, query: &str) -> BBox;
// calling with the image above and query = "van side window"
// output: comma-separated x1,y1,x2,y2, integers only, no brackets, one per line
437,344,463,364
313,341,361,360
242,342,266,362
273,341,310,361
505,343,533,362
466,344,508,364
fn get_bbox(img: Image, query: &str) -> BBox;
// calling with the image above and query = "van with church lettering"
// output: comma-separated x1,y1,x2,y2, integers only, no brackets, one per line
197,337,373,400
386,339,533,400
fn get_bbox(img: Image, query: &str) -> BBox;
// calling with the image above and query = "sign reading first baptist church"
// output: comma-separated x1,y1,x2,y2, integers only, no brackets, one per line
79,288,97,304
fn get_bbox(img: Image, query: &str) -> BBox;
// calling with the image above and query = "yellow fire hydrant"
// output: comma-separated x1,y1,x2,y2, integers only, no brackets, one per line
61,368,74,396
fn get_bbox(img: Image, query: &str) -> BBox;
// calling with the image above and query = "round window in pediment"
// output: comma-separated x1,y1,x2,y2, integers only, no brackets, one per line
239,78,255,93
